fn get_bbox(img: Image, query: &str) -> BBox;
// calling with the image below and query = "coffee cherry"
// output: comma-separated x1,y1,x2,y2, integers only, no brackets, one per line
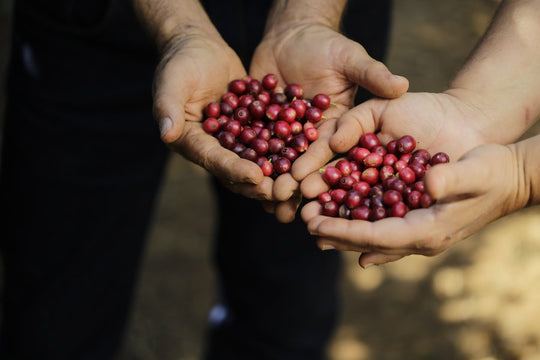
262,73,278,90
273,157,291,175
278,107,297,123
331,189,347,204
240,148,258,162
202,117,220,134
260,160,273,177
270,92,288,105
228,79,246,95
281,147,298,162
239,128,257,145
247,79,262,95
204,102,221,118
383,190,402,206
351,205,371,220
318,192,332,204
312,93,332,110
305,107,323,123
251,138,269,156
217,131,236,149
304,127,319,142
359,133,380,150
273,121,291,139
322,201,339,217
268,138,285,154
431,152,450,165
249,100,266,119
397,135,416,154
221,92,239,109
290,99,307,119
284,84,304,100
322,166,342,186
220,102,234,116
265,104,281,121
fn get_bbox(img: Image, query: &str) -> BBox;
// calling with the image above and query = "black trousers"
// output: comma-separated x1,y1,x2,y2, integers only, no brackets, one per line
0,1,391,359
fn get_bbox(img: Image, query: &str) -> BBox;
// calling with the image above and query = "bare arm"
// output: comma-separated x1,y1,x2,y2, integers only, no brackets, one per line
132,0,221,51
447,0,540,143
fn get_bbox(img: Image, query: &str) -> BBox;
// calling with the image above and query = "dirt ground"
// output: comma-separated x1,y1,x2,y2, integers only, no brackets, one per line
1,0,540,359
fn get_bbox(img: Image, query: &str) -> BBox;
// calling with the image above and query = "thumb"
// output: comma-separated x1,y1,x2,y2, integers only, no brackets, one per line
153,53,199,144
329,98,388,154
341,44,409,99
154,90,186,144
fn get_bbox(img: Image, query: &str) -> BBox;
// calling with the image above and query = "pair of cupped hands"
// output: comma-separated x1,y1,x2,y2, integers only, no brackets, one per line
153,24,524,267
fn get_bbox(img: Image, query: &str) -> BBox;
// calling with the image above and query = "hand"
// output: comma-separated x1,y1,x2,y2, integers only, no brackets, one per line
301,142,527,268
250,23,409,221
153,35,275,201
329,90,497,163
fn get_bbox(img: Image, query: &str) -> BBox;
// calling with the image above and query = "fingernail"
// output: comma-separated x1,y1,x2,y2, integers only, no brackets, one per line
362,263,375,269
160,117,172,137
320,244,335,251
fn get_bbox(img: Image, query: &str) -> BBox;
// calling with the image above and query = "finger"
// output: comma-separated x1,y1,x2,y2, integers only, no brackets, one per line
299,156,343,199
274,192,303,223
175,124,264,186
340,43,409,99
300,200,323,223
307,211,439,255
358,252,405,268
228,177,274,201
154,88,186,144
261,200,277,214
329,99,388,154
153,54,201,144
300,169,330,200
273,173,300,202
291,119,337,182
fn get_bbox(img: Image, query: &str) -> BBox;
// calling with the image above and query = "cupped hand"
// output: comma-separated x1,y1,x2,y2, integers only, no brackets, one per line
152,35,275,201
249,24,409,221
301,142,526,268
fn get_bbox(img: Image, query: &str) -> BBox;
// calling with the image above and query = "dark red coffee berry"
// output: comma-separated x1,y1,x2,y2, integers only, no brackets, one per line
305,107,323,123
312,93,331,110
202,117,220,133
228,79,246,95
284,84,304,100
262,73,278,90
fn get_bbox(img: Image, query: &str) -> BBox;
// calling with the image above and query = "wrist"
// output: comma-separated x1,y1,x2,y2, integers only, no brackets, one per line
132,0,223,53
263,0,347,39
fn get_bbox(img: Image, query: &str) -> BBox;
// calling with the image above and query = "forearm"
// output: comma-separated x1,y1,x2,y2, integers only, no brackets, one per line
131,0,222,52
264,0,348,35
447,0,540,144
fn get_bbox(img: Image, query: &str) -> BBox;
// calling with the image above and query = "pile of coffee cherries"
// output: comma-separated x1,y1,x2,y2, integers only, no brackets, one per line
202,74,331,178
319,133,450,221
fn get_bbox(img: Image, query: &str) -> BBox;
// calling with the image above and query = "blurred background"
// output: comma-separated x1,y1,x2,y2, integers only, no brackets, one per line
1,0,540,359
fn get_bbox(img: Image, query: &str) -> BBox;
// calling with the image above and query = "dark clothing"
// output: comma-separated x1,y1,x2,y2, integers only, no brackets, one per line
0,0,391,359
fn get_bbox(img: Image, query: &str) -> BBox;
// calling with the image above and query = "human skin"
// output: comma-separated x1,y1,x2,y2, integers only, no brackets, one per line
132,0,408,221
250,0,409,222
300,0,540,266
